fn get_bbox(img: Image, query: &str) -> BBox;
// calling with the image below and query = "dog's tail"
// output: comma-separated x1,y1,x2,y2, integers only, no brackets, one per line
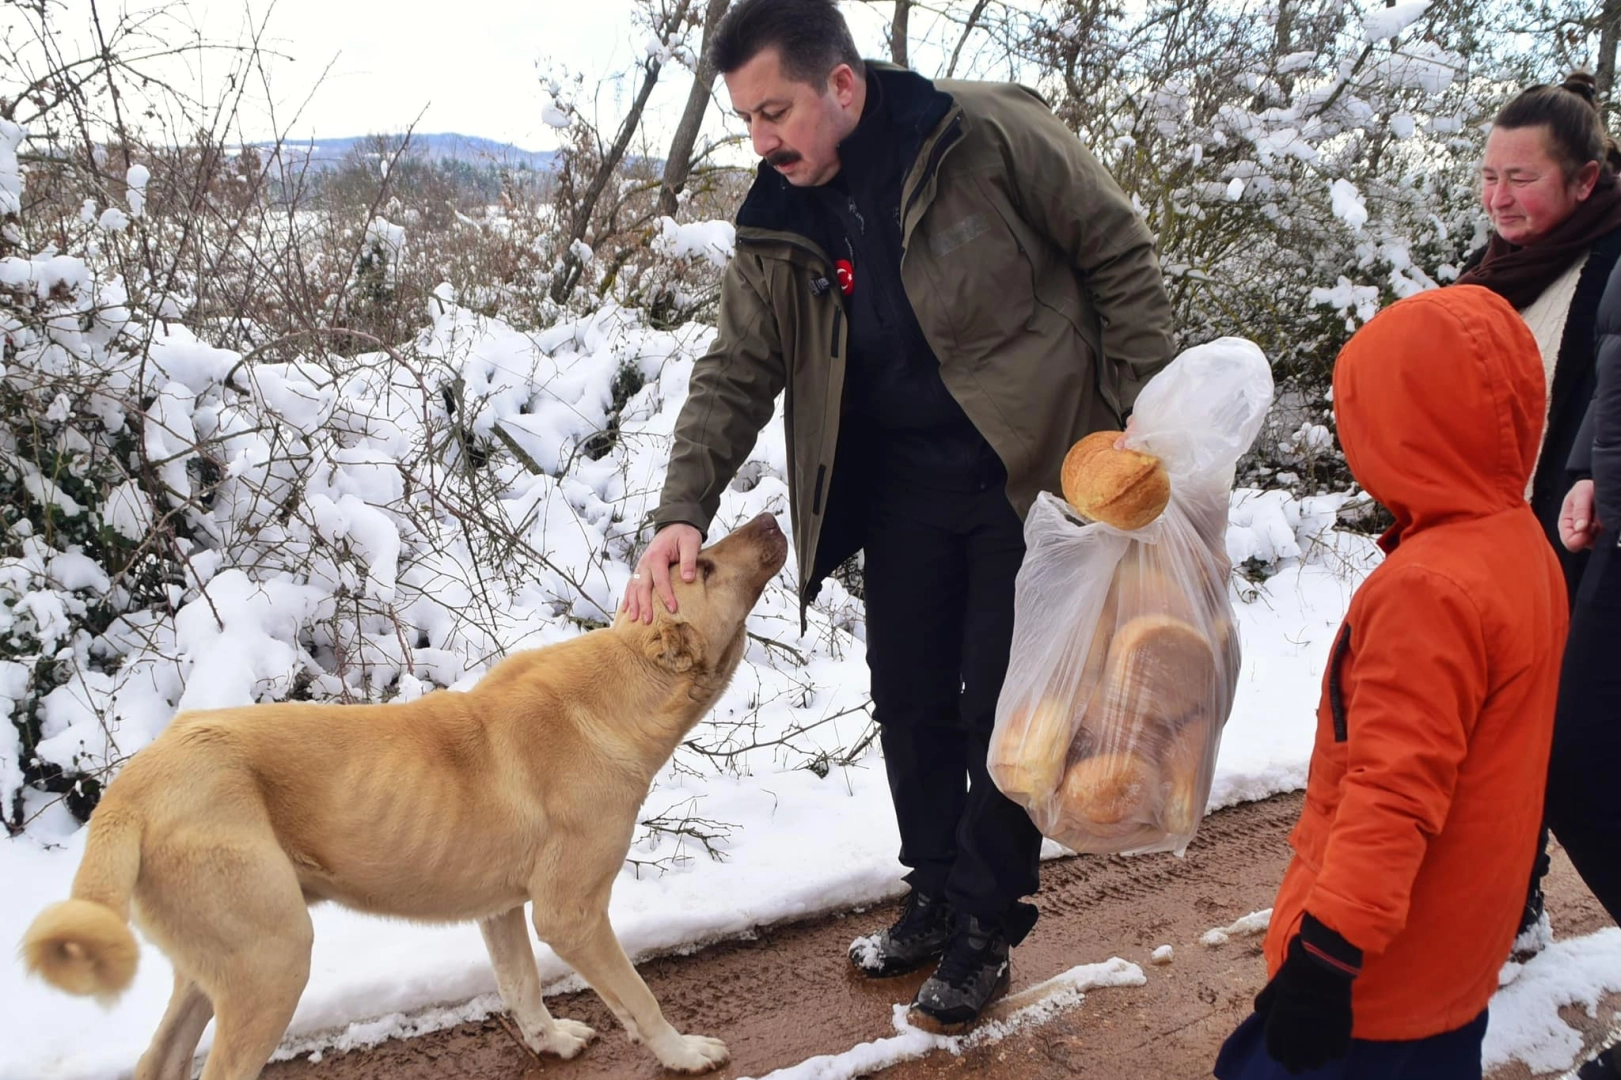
20,809,142,1003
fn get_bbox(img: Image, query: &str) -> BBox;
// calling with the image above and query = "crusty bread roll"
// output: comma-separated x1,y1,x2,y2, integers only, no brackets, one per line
1098,614,1218,725
1159,712,1211,835
1060,431,1171,531
990,693,1076,803
1057,751,1159,827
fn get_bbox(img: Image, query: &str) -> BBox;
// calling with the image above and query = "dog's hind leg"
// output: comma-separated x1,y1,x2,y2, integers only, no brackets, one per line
134,972,213,1080
196,912,310,1080
161,852,312,1080
478,907,597,1059
535,907,728,1075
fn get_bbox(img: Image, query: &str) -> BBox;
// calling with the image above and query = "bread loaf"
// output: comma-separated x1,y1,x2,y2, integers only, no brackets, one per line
1056,751,1159,827
1159,713,1211,835
989,693,1076,803
1097,614,1217,725
1060,431,1171,531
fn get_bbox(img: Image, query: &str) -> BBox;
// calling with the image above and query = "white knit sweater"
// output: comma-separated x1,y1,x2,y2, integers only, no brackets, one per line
1518,253,1589,495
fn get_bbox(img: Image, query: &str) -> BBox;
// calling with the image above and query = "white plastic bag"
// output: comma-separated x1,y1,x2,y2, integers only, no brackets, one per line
988,338,1274,856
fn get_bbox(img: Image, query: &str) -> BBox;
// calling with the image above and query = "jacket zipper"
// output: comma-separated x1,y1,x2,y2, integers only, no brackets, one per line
733,230,846,527
902,113,966,239
1327,623,1353,742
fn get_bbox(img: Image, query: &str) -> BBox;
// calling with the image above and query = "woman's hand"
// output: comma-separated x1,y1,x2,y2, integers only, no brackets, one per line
1559,479,1603,552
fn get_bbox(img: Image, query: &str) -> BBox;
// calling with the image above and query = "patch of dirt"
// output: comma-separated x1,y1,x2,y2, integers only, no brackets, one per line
263,792,1616,1080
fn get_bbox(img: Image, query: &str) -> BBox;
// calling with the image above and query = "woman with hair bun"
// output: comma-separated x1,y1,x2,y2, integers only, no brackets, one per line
1460,71,1621,595
1456,72,1621,1078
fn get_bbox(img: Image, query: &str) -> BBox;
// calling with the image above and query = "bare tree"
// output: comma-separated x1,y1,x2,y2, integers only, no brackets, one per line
550,0,694,304
946,0,994,77
660,0,731,217
1600,0,1621,100
891,0,912,68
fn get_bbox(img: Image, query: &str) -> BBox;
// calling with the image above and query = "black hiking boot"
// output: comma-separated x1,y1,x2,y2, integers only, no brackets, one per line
1510,880,1551,962
1580,1045,1621,1079
848,889,953,978
908,914,1011,1030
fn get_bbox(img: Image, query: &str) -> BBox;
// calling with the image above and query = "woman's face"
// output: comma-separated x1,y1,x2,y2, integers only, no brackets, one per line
1481,125,1601,246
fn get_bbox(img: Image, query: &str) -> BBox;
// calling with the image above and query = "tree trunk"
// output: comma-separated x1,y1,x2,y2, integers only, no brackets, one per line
1273,0,1297,99
659,0,730,218
946,0,991,78
1599,0,1621,105
890,0,911,69
548,62,663,304
550,0,691,305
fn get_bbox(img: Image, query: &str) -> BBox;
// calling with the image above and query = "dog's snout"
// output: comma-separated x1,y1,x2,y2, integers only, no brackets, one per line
742,513,788,571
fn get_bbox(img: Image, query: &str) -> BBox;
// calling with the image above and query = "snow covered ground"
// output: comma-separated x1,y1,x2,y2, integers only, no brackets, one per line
1,294,1614,1080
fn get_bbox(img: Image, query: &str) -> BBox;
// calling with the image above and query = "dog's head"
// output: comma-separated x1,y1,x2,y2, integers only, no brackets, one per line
633,512,789,679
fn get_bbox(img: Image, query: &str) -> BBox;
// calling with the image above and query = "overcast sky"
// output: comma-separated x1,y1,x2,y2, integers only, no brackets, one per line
5,1,1039,157
32,0,908,152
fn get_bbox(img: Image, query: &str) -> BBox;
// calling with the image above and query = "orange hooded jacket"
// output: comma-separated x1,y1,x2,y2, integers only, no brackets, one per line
1262,284,1570,1041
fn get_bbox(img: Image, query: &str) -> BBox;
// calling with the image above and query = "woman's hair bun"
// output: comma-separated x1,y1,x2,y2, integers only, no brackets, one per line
1563,70,1599,107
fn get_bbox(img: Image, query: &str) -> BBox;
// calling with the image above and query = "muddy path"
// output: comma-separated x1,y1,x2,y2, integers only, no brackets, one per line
266,792,1616,1080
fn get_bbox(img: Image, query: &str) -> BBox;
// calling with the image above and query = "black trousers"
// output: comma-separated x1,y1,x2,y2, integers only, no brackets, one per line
1543,535,1621,924
860,475,1045,945
1215,1008,1487,1079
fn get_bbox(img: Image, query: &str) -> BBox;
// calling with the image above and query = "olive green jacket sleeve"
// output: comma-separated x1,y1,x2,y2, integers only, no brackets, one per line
650,257,786,538
997,87,1174,413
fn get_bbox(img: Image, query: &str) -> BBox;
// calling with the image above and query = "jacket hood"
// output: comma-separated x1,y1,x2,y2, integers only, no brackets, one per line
1332,285,1544,550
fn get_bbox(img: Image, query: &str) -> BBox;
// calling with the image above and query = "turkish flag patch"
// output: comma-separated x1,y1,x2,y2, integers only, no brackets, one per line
835,259,855,296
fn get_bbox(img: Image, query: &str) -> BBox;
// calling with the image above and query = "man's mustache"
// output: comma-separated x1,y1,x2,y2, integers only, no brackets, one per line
766,150,801,168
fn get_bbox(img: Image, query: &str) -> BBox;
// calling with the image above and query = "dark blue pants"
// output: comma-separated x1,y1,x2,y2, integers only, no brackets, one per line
1544,536,1621,924
861,474,1044,944
1214,1008,1488,1079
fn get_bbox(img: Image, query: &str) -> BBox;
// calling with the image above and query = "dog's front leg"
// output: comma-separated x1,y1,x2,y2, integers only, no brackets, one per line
535,907,728,1074
478,908,597,1059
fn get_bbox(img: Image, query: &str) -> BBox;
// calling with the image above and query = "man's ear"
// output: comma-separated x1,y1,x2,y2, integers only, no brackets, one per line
646,621,703,673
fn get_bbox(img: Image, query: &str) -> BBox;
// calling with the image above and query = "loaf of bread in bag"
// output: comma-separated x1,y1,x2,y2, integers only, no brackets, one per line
1056,751,1160,827
1159,712,1211,835
990,693,1076,803
1096,613,1218,725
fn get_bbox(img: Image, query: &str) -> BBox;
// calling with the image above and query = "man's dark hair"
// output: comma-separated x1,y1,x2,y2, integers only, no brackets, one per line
709,0,863,87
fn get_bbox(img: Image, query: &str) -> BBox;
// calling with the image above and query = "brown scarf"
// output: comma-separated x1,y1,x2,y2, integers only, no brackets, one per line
1456,174,1621,309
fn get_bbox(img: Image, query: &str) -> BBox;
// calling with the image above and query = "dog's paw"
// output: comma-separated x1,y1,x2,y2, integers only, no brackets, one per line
654,1032,729,1074
534,1018,597,1059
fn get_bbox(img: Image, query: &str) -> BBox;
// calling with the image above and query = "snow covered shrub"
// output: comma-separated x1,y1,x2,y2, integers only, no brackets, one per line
1021,0,1517,501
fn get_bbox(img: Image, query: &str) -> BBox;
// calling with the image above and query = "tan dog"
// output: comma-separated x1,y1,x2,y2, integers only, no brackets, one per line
20,512,789,1080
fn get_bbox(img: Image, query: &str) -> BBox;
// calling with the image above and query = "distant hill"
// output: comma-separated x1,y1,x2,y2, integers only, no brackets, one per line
259,133,560,173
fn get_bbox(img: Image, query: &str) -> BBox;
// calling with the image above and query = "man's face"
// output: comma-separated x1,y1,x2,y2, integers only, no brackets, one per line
724,47,860,187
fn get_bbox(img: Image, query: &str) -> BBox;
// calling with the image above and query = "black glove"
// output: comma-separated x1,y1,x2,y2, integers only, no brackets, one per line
1253,912,1362,1075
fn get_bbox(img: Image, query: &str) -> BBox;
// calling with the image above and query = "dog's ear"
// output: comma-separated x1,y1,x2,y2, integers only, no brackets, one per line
646,621,703,673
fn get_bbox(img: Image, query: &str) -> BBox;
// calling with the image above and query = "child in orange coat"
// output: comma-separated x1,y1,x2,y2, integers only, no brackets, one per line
1215,285,1569,1079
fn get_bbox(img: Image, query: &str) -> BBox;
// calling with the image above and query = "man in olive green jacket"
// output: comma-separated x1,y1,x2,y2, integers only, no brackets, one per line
621,0,1173,1026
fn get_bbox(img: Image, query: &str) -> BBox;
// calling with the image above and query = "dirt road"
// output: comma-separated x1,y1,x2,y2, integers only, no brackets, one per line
266,792,1616,1080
